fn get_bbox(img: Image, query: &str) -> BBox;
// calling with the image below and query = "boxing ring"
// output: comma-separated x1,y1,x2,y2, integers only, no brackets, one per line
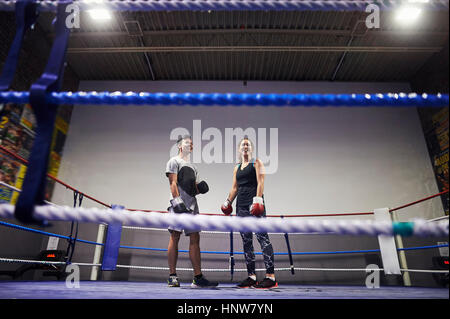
0,155,448,299
0,0,449,300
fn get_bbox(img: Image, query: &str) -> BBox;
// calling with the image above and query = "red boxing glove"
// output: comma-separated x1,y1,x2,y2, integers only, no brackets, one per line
250,197,265,217
221,199,233,216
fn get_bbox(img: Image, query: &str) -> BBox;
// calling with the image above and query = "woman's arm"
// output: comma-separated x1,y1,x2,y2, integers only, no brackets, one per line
227,165,239,203
254,159,265,197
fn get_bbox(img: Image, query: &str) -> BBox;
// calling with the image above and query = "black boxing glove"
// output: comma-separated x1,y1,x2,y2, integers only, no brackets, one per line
197,181,209,194
170,196,189,213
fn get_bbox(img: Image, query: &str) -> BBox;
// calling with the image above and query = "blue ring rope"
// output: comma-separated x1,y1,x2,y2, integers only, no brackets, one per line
1,220,447,256
0,0,448,12
0,91,448,107
0,220,103,246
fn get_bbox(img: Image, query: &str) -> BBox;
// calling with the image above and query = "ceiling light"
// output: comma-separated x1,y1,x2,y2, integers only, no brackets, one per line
87,8,112,21
395,5,422,26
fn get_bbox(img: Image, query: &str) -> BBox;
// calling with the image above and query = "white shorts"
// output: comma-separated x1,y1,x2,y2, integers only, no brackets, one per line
167,188,200,236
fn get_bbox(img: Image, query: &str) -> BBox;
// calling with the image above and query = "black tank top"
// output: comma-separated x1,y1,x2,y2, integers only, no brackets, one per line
236,158,258,207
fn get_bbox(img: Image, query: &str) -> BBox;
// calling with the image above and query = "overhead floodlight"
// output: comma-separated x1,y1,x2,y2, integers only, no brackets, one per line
87,8,112,21
395,5,422,26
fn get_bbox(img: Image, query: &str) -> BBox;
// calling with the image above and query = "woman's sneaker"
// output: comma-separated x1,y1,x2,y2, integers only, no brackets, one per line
253,277,278,289
237,277,257,288
167,275,180,287
191,275,219,288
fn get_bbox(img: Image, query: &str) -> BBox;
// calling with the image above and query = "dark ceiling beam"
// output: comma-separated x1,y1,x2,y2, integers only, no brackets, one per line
67,46,443,53
58,28,449,38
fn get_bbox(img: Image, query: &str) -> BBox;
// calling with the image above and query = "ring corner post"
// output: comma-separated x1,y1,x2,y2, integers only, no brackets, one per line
13,0,73,226
0,0,39,92
390,209,412,287
100,205,124,273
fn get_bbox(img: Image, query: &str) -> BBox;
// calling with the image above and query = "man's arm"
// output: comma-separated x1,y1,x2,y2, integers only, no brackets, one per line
167,173,179,198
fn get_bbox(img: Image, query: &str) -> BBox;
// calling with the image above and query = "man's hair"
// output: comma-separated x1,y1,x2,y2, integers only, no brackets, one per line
177,135,192,145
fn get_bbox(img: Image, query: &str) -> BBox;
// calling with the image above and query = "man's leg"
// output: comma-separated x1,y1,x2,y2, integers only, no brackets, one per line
188,232,219,287
189,232,201,276
168,231,181,274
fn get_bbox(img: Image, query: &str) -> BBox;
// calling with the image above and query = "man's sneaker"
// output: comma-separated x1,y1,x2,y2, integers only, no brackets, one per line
191,275,219,288
253,277,278,289
167,275,180,287
237,277,257,288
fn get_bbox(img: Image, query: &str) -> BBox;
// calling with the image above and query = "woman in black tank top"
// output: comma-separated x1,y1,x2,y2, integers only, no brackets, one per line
220,137,277,289
235,155,258,208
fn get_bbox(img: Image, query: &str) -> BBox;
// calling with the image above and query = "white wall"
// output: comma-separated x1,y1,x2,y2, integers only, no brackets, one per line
51,80,444,222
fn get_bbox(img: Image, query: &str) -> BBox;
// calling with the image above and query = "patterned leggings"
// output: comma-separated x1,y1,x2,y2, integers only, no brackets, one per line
237,205,275,275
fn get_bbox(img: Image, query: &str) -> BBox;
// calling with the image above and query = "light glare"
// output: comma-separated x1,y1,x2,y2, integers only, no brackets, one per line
395,6,422,25
88,8,112,20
